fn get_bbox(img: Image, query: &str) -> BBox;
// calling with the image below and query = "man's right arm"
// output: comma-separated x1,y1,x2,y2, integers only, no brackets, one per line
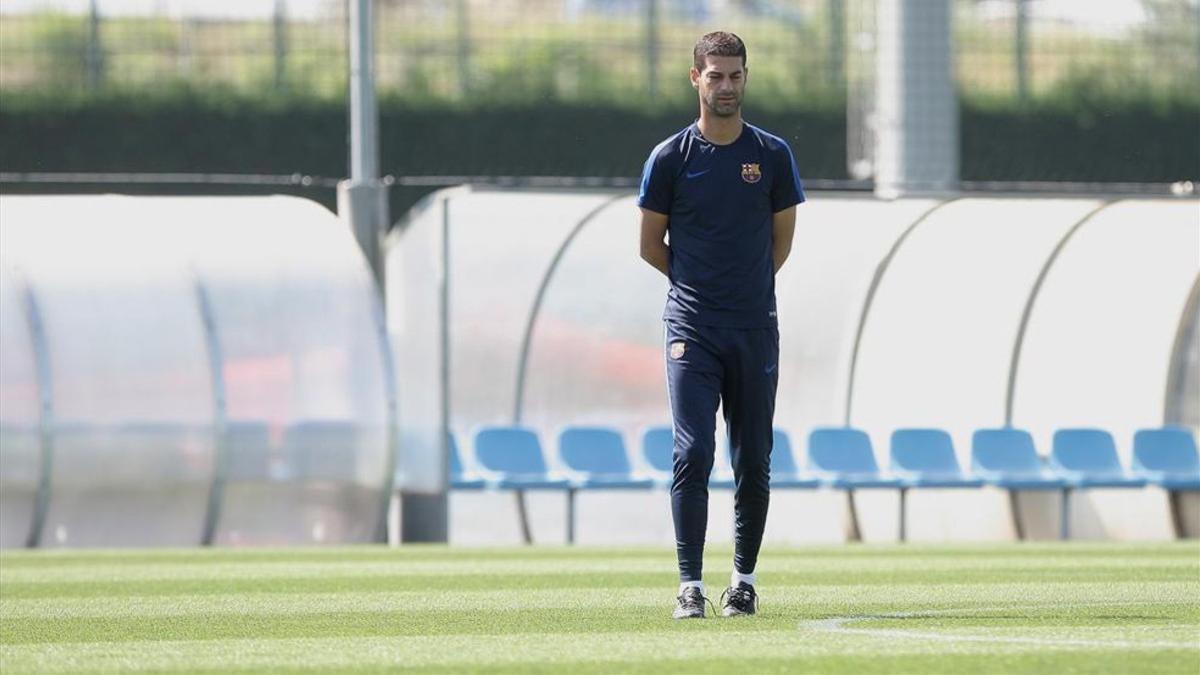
639,208,670,278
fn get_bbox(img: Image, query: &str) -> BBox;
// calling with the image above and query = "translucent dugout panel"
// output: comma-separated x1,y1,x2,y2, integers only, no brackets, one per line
521,195,939,456
850,198,1104,460
386,188,617,490
520,196,669,441
0,195,393,548
1012,199,1200,459
0,196,216,547
0,263,41,548
159,196,392,545
387,189,452,493
774,196,938,443
386,189,1195,502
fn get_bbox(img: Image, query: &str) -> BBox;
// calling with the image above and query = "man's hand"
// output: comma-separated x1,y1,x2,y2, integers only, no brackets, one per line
639,208,671,277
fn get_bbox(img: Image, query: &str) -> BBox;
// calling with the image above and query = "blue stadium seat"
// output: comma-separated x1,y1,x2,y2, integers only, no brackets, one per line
1050,428,1147,540
471,426,570,545
448,432,486,490
890,429,984,489
1132,427,1200,491
890,429,983,541
971,428,1064,490
558,427,654,490
640,426,675,480
971,428,1065,540
806,427,901,541
472,426,570,490
807,427,901,489
1132,427,1200,539
642,426,803,490
1050,429,1147,489
557,426,654,544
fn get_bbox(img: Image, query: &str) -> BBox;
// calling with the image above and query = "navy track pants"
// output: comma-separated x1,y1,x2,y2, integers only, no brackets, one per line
664,319,779,583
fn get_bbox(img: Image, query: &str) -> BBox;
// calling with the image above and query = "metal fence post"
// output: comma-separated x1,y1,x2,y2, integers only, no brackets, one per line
1015,0,1029,103
457,0,472,97
85,0,103,90
827,0,846,90
873,0,958,197
273,0,288,92
846,0,877,181
345,0,387,288
646,0,659,101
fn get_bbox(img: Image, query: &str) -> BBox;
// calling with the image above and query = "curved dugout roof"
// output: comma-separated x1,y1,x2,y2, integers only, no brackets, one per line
848,197,1108,462
387,188,624,487
1010,200,1200,459
0,195,394,548
387,189,1198,477
520,194,943,457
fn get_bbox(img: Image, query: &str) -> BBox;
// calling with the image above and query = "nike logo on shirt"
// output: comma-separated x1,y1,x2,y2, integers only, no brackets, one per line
685,169,710,179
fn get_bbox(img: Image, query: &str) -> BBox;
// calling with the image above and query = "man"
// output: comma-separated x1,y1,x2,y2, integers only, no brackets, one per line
637,31,804,619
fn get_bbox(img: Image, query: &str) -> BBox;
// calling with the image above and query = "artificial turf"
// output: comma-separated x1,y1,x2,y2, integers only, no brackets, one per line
1,542,1197,673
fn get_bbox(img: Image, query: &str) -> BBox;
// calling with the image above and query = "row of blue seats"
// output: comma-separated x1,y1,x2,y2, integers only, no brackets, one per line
1,420,381,482
450,425,1200,542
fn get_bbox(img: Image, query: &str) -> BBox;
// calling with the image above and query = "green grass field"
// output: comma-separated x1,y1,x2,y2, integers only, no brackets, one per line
1,542,1198,673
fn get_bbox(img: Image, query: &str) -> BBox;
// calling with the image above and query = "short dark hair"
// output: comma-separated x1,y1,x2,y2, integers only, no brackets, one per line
693,31,746,71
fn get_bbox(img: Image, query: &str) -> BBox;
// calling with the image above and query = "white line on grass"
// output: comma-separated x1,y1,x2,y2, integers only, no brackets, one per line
803,601,1200,650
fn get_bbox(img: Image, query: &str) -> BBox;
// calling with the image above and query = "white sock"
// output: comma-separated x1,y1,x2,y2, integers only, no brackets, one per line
679,580,704,595
732,571,756,588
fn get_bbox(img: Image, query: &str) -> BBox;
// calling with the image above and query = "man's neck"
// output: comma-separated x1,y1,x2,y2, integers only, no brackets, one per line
697,112,743,146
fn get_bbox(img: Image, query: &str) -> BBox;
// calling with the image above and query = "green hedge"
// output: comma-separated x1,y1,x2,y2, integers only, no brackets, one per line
0,93,845,176
1,92,1196,217
961,98,1199,183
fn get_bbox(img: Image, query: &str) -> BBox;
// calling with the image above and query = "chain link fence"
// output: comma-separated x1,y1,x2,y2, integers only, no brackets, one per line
3,1,1194,107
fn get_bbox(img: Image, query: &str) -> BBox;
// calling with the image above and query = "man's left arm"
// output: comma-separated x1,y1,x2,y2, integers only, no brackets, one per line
769,140,805,274
772,205,796,274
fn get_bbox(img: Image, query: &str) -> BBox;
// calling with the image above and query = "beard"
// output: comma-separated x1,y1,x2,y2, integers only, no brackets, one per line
704,91,741,117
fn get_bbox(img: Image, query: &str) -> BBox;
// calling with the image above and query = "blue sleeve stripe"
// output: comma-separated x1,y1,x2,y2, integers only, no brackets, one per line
638,137,673,212
785,142,806,204
637,149,657,204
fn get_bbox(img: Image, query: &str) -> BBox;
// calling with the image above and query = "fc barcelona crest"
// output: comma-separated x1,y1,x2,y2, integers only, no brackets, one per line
670,341,686,360
741,163,762,183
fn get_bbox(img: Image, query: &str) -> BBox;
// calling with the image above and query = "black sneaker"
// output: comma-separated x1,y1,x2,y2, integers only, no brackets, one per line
673,586,709,619
720,582,758,617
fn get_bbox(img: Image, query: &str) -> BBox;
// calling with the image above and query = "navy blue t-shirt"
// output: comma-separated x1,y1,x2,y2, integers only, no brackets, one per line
638,121,805,328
